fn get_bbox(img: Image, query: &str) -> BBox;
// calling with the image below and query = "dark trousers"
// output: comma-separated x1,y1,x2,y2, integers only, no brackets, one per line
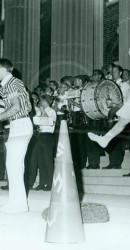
29,133,55,187
86,118,106,168
106,134,125,168
24,132,39,189
105,120,127,168
86,135,101,167
69,128,87,194
69,128,87,169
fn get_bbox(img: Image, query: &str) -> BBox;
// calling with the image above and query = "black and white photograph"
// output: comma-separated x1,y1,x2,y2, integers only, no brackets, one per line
0,0,130,249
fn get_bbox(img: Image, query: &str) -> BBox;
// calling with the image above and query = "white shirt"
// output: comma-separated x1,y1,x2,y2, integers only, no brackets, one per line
35,107,56,133
116,78,130,103
72,88,82,112
53,90,58,96
35,106,41,116
57,92,68,115
57,92,68,109
115,79,130,119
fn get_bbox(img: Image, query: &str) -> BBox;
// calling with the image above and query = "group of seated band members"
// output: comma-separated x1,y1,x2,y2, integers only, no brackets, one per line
1,62,130,192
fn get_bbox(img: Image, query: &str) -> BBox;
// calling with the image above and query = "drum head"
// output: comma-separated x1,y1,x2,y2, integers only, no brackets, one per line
81,81,104,119
96,80,123,117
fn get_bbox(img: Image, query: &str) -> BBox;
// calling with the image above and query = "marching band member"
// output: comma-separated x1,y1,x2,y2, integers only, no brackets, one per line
86,70,106,169
68,75,88,192
52,81,69,157
24,92,41,192
29,94,56,191
88,94,130,149
105,65,130,169
56,82,69,113
122,69,130,84
48,80,59,97
106,63,115,80
45,86,54,97
88,65,130,170
31,92,41,116
60,76,74,89
101,66,109,79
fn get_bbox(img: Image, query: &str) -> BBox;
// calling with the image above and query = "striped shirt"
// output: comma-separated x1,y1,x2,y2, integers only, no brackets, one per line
0,73,32,120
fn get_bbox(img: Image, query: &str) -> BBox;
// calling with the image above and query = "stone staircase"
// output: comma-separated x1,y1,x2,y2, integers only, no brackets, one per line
82,150,130,196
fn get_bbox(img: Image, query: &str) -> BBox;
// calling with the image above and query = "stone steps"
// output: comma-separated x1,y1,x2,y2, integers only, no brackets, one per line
81,150,130,195
83,183,130,196
82,169,128,177
82,168,130,195
82,176,130,186
35,151,130,195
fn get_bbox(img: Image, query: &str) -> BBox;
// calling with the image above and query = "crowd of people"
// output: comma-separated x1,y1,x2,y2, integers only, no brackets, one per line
0,59,130,213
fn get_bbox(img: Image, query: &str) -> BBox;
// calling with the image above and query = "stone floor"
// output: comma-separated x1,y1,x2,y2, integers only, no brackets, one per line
0,148,130,250
0,182,130,250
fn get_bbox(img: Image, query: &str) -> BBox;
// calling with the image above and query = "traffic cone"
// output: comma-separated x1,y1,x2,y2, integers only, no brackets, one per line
44,119,86,243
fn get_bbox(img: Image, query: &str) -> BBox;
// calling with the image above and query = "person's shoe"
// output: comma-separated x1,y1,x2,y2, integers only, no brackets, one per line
112,165,121,169
103,165,121,169
92,165,100,169
43,185,51,191
84,165,91,169
102,165,113,169
1,185,9,191
0,177,6,181
85,165,100,169
34,185,44,191
123,172,130,177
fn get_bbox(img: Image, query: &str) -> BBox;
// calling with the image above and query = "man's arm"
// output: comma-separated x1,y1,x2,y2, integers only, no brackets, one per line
0,97,21,121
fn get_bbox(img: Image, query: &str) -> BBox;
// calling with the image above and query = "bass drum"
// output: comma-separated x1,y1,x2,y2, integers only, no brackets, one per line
81,81,103,119
81,80,123,119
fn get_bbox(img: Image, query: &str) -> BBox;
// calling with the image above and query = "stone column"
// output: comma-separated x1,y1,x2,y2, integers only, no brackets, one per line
0,0,4,57
4,0,40,90
51,0,94,82
93,0,103,69
119,0,130,69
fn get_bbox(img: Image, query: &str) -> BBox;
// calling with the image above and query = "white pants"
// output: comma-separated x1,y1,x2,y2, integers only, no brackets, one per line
5,117,33,210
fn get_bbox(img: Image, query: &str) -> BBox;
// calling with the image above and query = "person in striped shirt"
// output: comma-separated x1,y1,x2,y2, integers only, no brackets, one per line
0,58,33,213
